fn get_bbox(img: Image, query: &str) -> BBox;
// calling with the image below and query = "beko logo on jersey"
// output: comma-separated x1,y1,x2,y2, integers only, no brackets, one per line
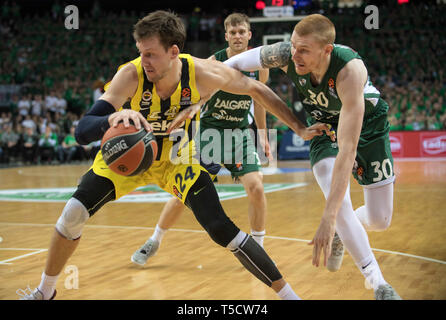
214,98,251,110
150,119,185,134
102,140,129,162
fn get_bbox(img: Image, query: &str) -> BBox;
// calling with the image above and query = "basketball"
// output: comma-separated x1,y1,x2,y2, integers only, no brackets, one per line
101,122,158,176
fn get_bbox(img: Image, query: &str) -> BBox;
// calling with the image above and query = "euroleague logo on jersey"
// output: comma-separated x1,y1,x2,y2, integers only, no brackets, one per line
181,88,191,98
327,78,338,99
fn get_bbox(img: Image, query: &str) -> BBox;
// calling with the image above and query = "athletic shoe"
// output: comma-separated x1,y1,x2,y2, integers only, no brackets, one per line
17,286,57,300
327,232,344,272
374,284,402,300
131,238,159,266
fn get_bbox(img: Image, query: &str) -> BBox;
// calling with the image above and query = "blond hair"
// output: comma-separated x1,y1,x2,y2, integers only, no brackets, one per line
224,13,251,31
294,14,335,45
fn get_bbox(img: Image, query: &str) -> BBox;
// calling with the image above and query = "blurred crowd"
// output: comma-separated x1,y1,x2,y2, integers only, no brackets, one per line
0,106,101,166
0,0,445,166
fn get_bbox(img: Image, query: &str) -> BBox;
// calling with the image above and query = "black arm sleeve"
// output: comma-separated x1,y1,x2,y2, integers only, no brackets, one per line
75,99,116,145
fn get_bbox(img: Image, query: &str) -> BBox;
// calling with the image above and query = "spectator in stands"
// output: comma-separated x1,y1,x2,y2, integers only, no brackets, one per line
56,125,84,163
31,93,45,117
1,122,20,163
435,98,446,115
45,90,58,116
21,114,37,132
39,113,58,136
21,126,38,164
9,94,19,117
56,90,68,115
0,112,12,127
18,94,31,117
38,125,58,164
440,113,446,130
413,112,427,131
389,114,404,131
426,114,442,131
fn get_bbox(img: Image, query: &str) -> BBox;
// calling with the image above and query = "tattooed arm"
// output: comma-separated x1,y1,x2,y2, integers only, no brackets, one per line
224,42,291,73
259,42,291,72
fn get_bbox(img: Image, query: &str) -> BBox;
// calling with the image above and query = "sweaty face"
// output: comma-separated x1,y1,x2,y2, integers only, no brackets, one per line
136,36,173,82
290,31,327,75
225,23,251,53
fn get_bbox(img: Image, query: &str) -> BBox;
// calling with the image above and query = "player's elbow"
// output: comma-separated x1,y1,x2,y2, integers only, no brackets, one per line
74,122,89,145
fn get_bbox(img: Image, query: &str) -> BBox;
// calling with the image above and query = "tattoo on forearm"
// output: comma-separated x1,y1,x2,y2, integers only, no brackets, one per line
260,42,291,69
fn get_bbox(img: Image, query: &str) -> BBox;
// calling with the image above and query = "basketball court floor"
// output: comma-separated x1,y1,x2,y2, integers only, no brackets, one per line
1,158,445,300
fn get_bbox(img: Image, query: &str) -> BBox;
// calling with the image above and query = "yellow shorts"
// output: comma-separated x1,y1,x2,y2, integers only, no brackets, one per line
91,150,208,202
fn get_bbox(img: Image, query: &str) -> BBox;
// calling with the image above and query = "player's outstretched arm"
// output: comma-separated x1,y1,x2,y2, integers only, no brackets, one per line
224,42,291,72
195,57,331,141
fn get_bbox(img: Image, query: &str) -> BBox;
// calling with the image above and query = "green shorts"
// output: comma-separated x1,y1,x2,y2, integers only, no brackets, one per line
199,125,261,179
309,106,394,187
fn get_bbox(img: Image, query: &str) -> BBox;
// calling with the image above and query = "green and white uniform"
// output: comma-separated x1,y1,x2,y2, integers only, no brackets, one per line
287,44,394,186
200,48,261,178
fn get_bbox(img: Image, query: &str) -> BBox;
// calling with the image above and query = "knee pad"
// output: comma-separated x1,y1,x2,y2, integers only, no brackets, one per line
55,198,89,240
228,231,282,287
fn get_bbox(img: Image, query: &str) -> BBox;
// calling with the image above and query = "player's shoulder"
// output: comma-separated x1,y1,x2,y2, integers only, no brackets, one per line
192,55,225,74
104,59,139,93
332,44,361,62
115,60,138,82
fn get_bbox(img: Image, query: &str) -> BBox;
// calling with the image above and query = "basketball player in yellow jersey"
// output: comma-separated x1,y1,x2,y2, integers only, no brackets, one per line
18,10,332,300
131,13,273,267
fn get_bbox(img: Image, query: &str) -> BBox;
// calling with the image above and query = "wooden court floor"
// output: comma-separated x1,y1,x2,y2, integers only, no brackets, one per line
0,159,445,300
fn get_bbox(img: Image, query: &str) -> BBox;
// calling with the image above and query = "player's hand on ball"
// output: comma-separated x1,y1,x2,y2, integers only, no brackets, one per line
109,109,153,132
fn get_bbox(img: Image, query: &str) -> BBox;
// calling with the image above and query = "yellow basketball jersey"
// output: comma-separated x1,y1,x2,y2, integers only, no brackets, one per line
106,54,201,162
93,55,208,201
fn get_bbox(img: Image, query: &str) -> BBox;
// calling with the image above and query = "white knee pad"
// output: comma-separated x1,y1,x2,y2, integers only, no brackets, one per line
55,198,89,240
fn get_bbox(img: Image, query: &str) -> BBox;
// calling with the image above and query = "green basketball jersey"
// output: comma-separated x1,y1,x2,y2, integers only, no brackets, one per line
201,48,260,129
286,44,387,126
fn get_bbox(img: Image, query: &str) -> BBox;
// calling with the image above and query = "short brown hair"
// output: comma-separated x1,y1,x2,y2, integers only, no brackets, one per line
133,10,186,51
224,13,251,31
294,14,335,45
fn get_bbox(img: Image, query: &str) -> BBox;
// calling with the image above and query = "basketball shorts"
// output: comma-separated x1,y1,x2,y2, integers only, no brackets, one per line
199,126,261,179
91,149,208,202
309,106,394,187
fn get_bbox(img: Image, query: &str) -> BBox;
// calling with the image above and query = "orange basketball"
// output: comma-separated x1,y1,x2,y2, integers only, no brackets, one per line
101,122,158,176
